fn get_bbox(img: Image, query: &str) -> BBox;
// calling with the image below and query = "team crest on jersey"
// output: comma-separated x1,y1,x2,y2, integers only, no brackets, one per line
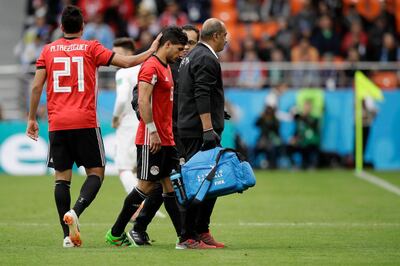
151,74,158,85
150,165,160,176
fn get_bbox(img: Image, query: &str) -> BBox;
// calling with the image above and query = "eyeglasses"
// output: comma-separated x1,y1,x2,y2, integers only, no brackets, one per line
187,40,197,46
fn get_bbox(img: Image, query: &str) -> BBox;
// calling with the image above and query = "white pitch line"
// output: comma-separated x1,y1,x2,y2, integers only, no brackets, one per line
238,222,400,227
1,222,399,228
355,170,400,197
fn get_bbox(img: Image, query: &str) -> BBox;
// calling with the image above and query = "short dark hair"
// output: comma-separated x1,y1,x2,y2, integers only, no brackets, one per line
159,26,188,47
61,5,83,34
182,24,200,41
113,37,136,52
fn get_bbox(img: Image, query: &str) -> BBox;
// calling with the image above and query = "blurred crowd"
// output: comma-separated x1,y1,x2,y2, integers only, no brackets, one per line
15,0,400,74
13,0,392,168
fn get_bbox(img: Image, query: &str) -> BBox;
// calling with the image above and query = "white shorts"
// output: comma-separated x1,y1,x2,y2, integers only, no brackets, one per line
114,125,137,170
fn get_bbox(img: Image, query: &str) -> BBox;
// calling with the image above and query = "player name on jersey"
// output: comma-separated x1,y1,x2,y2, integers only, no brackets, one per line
50,44,88,52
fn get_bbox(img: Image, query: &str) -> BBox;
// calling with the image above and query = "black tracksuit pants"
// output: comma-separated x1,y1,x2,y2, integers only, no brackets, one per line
180,137,217,239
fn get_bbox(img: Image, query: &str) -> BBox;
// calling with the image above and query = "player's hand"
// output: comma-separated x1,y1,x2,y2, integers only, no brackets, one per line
26,120,39,141
112,116,120,129
201,129,221,151
149,131,161,154
149,33,162,54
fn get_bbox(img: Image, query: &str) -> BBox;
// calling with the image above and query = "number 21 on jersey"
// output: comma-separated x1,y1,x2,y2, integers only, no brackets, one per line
53,56,84,93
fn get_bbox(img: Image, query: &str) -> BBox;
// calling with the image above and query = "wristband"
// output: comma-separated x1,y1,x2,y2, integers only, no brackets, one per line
146,122,157,133
203,128,213,132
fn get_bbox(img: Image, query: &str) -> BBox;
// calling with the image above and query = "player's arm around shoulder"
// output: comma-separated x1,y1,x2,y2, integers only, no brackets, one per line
110,34,162,68
26,68,47,141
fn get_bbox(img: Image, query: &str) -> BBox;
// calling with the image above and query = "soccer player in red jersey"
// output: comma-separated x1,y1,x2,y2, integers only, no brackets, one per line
26,5,160,248
105,26,210,249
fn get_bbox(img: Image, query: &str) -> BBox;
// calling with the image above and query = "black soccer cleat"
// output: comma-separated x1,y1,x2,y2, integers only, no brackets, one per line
127,230,151,247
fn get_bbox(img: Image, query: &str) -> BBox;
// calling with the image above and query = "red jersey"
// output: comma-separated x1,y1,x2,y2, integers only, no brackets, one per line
36,37,114,131
136,56,175,146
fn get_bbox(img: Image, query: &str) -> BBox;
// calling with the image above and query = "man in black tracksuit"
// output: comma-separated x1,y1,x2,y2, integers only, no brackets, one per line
177,18,228,248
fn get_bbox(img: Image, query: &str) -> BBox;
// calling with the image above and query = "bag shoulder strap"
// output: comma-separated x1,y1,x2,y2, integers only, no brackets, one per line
205,148,243,181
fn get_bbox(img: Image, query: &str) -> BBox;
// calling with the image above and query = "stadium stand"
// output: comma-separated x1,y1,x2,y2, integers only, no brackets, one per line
0,0,399,120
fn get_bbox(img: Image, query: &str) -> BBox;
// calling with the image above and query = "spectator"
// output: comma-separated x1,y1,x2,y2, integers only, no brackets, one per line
237,0,261,23
82,13,115,49
268,48,289,86
135,30,156,54
24,0,47,29
341,20,367,60
20,33,45,69
366,15,394,61
316,1,335,18
289,0,316,38
237,50,266,89
290,37,319,62
291,36,319,62
274,18,293,58
344,47,360,87
77,0,107,21
182,0,210,23
377,32,400,62
255,106,282,169
260,0,289,22
218,45,238,87
320,53,341,90
103,0,132,38
288,99,320,169
342,4,362,30
15,7,50,68
256,34,275,62
311,15,340,56
127,5,160,41
158,0,189,28
139,0,159,15
291,37,319,87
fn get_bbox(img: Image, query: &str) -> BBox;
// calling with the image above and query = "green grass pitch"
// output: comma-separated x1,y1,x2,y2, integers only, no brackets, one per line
1,170,400,265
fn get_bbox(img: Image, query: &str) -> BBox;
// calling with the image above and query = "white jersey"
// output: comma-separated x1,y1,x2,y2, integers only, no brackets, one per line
113,66,140,127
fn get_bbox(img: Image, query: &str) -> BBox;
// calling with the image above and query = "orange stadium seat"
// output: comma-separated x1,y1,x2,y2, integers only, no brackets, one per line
212,0,236,14
343,0,382,22
251,22,280,39
290,0,306,15
212,8,238,24
356,0,382,22
396,0,400,33
385,0,396,14
371,71,398,90
225,23,246,52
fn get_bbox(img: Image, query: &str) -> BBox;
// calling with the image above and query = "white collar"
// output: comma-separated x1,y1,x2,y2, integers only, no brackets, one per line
200,41,218,59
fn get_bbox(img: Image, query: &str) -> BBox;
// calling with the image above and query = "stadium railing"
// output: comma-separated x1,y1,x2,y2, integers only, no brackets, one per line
0,62,399,120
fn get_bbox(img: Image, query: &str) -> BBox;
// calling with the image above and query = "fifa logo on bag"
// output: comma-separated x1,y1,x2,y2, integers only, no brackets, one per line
213,170,224,186
214,179,225,186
